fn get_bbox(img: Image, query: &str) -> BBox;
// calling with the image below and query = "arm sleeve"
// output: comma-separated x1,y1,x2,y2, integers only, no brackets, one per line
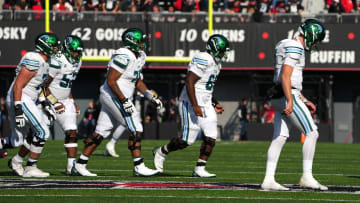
20,57,41,71
188,57,208,77
283,46,303,67
108,54,129,73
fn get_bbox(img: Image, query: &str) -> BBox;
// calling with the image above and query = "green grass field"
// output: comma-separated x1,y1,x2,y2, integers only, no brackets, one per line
1,140,360,202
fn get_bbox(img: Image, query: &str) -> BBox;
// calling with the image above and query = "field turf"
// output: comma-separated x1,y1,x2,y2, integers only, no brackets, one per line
0,140,360,202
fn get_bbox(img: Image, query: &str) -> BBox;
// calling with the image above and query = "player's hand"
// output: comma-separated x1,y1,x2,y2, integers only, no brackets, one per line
41,100,57,124
151,97,163,110
214,104,224,114
15,104,26,128
74,102,80,117
193,105,203,117
54,102,66,114
282,100,293,116
305,101,316,114
121,98,136,114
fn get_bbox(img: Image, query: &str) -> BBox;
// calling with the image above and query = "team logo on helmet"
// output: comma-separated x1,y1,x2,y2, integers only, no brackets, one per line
35,33,60,56
122,28,147,52
63,35,84,64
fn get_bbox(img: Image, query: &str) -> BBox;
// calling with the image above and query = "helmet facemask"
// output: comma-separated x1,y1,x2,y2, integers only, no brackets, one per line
122,28,147,53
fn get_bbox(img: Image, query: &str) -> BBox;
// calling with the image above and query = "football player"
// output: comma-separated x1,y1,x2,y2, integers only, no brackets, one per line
4,33,60,177
261,19,328,191
40,35,83,175
153,34,229,177
71,28,162,176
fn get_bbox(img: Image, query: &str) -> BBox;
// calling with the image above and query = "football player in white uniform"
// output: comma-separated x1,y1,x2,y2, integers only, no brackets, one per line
261,19,328,191
40,35,83,175
153,34,229,177
72,28,162,177
3,33,60,177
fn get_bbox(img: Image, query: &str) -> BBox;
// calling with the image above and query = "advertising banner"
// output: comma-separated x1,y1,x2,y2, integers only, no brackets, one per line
0,21,358,70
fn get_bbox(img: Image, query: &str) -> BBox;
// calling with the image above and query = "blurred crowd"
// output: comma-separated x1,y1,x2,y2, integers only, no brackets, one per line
2,0,360,15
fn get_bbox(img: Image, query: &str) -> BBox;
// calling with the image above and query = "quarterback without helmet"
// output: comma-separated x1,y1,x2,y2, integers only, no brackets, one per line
72,28,162,177
153,34,229,177
4,32,60,177
261,19,328,191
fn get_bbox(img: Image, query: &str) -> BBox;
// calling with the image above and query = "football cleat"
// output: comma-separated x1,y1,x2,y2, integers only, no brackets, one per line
104,142,119,158
133,163,160,177
23,165,50,178
299,173,328,190
71,163,97,177
261,179,290,191
152,146,166,173
192,166,216,178
66,162,74,175
8,158,24,176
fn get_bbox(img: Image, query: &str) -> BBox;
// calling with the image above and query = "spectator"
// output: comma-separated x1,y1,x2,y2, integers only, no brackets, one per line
0,97,8,136
81,0,100,11
14,0,29,10
53,0,73,11
166,5,176,22
138,0,157,11
166,98,179,122
181,0,195,12
341,0,354,12
328,0,344,13
237,98,248,141
100,0,120,13
3,0,16,10
78,100,98,139
67,0,82,11
118,0,131,12
260,101,275,124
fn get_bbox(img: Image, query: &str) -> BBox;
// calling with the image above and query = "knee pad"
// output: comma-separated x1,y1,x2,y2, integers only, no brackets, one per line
200,136,216,157
30,136,46,154
167,137,189,151
84,133,103,147
306,130,319,140
64,130,78,148
23,133,34,150
128,133,142,150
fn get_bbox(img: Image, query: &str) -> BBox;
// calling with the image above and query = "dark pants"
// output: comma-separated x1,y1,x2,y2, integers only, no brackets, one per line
240,120,248,140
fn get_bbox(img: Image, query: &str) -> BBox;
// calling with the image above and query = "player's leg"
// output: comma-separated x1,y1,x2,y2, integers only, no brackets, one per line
288,94,327,190
21,99,51,177
261,98,290,191
56,99,79,174
72,107,111,177
153,100,199,173
104,124,126,157
112,99,158,177
193,105,218,178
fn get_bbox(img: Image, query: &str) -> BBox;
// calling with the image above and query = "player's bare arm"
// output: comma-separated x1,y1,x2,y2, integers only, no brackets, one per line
186,71,203,117
136,79,163,110
13,66,37,102
107,67,126,101
281,64,294,116
135,79,149,94
212,97,224,114
301,94,316,114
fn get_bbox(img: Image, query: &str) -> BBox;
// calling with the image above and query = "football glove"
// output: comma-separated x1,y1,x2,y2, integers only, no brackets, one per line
120,98,136,114
144,90,163,110
14,103,26,128
41,100,57,125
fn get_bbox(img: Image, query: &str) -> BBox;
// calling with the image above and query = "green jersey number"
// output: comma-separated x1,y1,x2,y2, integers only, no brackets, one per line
205,74,217,91
60,72,77,88
131,70,141,83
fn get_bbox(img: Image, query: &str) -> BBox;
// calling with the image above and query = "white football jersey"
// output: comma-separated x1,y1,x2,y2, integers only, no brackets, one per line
180,52,221,106
103,48,146,99
48,54,81,100
11,51,49,100
273,38,305,91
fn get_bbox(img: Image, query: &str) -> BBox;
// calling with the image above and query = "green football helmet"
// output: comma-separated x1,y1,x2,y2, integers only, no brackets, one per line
63,35,84,64
206,34,230,62
298,19,325,51
35,32,60,56
122,28,147,52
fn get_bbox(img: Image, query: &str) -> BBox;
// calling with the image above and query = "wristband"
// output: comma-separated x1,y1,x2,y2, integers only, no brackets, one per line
303,98,309,103
144,90,155,100
14,101,22,106
47,94,58,104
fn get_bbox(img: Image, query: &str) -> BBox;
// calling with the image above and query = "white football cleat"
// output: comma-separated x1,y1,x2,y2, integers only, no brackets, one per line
134,163,160,177
23,165,50,178
192,166,216,178
261,178,289,191
8,158,24,176
299,173,328,190
104,142,119,158
152,147,166,173
71,163,97,177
